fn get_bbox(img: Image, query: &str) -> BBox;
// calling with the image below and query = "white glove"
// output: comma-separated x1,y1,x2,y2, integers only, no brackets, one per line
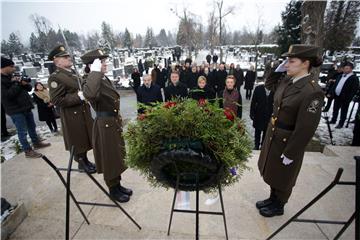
77,91,85,101
281,154,293,165
91,59,102,72
275,59,288,72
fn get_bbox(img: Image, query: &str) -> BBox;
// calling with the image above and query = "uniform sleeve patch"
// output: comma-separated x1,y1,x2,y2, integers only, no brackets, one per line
307,99,321,113
50,81,58,89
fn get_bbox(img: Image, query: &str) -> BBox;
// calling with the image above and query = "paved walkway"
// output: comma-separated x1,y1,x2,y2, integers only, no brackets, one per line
2,138,357,239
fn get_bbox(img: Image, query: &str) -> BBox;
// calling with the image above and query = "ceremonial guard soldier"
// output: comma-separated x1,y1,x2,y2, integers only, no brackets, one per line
48,45,96,173
257,44,324,217
81,49,133,203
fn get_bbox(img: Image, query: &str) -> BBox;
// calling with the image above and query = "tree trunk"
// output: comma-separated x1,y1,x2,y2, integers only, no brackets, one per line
301,0,327,79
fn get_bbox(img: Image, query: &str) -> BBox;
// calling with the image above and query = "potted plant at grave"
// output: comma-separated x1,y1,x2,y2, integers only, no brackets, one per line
125,98,252,192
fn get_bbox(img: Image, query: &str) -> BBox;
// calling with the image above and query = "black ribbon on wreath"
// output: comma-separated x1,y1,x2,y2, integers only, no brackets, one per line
150,138,225,191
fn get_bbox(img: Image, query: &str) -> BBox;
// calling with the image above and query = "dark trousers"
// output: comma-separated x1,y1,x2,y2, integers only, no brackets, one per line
271,187,293,204
45,119,58,132
105,175,121,188
254,128,265,149
1,104,9,136
246,89,252,100
331,97,351,126
352,109,360,146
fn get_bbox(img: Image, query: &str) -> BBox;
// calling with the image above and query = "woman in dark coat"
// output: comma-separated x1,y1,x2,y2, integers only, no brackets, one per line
250,83,274,149
245,65,256,100
189,75,215,102
257,44,324,217
219,76,242,118
131,68,141,93
32,82,58,132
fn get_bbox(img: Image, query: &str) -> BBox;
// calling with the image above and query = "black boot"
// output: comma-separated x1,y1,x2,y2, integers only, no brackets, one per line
118,183,133,196
109,184,130,203
77,157,96,174
259,199,284,217
82,156,96,171
256,197,274,209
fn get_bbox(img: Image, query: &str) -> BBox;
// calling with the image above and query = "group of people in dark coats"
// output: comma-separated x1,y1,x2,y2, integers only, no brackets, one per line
205,53,219,64
136,70,243,119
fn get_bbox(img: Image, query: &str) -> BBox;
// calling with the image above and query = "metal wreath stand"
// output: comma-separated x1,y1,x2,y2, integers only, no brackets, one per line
151,148,229,240
266,156,359,240
41,146,142,240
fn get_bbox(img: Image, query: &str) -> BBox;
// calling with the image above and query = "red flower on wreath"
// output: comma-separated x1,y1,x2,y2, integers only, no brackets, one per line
223,108,235,121
198,98,207,107
137,113,147,121
164,101,177,108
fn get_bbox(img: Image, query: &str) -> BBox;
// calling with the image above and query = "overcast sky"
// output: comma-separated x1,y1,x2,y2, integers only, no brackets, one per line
1,0,289,44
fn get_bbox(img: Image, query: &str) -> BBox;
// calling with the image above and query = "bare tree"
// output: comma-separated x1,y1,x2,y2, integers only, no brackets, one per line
206,5,219,54
252,3,265,78
172,7,199,58
215,0,235,62
30,14,52,36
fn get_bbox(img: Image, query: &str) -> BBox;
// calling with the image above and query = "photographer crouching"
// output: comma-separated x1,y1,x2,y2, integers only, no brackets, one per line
1,57,51,158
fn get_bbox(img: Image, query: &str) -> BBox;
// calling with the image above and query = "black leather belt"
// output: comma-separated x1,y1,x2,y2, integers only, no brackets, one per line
96,112,118,118
271,117,295,131
275,121,295,131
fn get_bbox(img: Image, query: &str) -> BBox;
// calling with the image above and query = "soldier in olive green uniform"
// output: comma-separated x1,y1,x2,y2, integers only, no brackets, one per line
81,49,132,203
257,45,324,217
47,45,96,173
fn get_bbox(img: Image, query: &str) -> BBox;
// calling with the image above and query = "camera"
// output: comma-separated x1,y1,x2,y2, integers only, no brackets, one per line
20,75,32,83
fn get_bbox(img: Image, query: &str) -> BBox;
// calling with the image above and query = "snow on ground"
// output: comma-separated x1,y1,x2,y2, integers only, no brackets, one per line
1,125,57,161
315,100,357,146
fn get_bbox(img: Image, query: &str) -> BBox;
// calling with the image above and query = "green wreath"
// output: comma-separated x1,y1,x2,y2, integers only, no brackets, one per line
125,98,252,192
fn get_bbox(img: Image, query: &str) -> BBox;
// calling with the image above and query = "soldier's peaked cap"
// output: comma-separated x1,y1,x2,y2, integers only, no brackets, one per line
48,45,70,61
281,44,320,58
80,49,109,64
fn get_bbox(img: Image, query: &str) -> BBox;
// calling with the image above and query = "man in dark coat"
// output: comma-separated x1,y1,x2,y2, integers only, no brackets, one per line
131,68,141,93
250,83,274,150
136,74,163,113
82,49,132,203
48,45,96,173
330,62,359,128
215,63,227,93
137,59,144,76
245,65,256,100
1,57,50,158
212,54,218,64
323,63,343,112
180,63,191,88
164,71,188,101
188,66,199,90
206,54,212,64
234,64,245,89
156,65,167,89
